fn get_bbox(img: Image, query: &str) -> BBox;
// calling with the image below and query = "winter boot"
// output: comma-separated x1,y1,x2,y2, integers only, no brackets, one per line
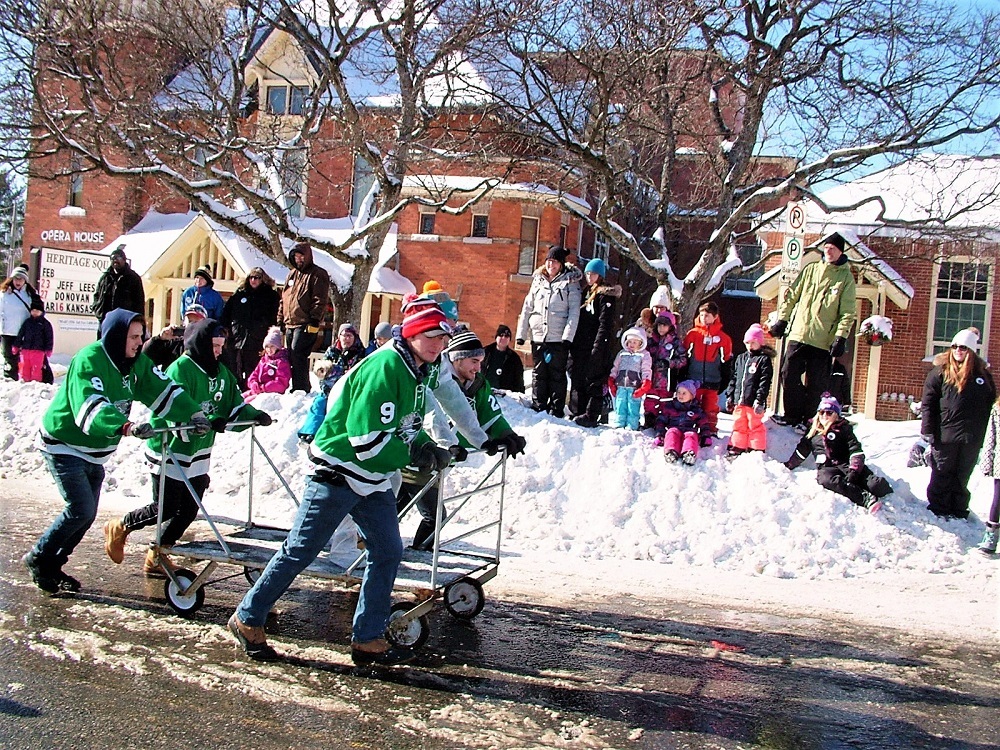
664,449,679,464
977,522,999,556
862,491,883,515
681,450,697,466
22,551,60,594
143,547,176,578
103,518,129,564
726,445,745,461
574,415,599,428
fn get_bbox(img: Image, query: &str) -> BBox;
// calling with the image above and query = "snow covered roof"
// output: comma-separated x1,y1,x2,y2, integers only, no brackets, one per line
98,211,413,296
809,153,1000,239
401,175,591,212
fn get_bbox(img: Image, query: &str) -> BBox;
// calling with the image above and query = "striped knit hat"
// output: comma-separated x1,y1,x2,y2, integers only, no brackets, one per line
446,326,485,361
400,294,451,339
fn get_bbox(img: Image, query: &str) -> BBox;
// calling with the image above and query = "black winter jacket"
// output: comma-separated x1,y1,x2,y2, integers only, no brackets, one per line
571,284,619,379
921,363,996,445
222,283,280,348
92,266,145,322
786,417,864,471
15,315,54,352
483,344,524,392
724,346,775,408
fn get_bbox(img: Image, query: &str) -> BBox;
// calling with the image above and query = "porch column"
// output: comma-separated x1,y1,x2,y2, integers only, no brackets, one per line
862,284,886,417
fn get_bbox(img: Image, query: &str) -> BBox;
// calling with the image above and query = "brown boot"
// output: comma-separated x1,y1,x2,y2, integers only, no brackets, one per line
143,547,175,578
103,519,129,564
228,614,280,661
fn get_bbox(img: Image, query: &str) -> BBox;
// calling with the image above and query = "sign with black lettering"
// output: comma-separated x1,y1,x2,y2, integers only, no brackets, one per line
37,247,108,316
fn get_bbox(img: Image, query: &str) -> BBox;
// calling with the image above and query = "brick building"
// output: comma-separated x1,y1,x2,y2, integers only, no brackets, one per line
756,154,1000,420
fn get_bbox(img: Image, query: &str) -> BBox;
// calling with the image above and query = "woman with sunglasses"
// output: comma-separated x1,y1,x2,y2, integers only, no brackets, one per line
221,267,280,390
783,393,891,513
920,328,996,519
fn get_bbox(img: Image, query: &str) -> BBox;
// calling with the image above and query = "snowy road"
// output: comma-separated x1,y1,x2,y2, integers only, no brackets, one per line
2,479,999,749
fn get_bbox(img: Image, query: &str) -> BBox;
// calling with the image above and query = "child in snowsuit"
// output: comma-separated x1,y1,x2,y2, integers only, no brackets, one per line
683,300,733,437
14,298,54,383
725,323,775,457
783,394,890,513
976,399,1000,555
654,379,709,465
244,326,291,400
607,327,652,430
644,311,687,425
298,323,367,442
103,318,271,575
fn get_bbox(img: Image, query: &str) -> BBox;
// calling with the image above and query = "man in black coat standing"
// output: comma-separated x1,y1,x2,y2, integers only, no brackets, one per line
92,245,145,330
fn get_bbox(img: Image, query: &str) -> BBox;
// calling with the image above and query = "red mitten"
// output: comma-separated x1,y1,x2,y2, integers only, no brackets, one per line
607,376,617,398
634,379,652,399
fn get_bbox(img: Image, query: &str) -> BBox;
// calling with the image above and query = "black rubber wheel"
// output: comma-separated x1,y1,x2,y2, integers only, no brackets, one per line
444,578,485,620
163,568,205,618
386,601,429,650
243,566,261,585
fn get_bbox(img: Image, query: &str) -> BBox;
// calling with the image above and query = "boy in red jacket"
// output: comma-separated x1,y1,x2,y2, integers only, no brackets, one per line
683,301,732,436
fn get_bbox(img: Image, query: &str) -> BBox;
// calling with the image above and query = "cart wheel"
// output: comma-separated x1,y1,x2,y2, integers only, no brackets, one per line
163,568,205,618
243,566,261,585
444,578,485,620
386,602,429,650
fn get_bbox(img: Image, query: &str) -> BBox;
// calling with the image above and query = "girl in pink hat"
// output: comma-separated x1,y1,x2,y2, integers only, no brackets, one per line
724,323,775,458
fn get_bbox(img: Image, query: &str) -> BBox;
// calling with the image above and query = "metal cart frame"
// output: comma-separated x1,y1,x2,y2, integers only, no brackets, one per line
149,423,507,650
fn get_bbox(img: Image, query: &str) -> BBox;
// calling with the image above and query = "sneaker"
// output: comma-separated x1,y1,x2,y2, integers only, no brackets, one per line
104,519,128,564
664,450,679,464
228,614,280,662
978,524,999,555
22,552,60,594
351,638,415,666
681,450,697,466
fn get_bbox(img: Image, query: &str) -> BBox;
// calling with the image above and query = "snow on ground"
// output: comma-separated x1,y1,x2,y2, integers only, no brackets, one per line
1,371,997,641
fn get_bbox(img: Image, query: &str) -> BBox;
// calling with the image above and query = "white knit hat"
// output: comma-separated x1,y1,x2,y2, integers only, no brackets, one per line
649,285,671,309
951,328,980,350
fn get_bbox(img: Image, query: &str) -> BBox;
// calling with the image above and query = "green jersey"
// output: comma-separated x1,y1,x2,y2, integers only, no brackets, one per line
38,342,201,464
143,354,260,480
456,372,511,448
309,341,433,495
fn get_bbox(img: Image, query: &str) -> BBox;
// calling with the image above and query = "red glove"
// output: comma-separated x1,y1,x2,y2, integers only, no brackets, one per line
634,379,652,399
607,376,617,398
11,347,19,355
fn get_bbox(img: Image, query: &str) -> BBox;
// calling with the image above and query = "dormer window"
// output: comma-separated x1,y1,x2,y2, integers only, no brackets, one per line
266,84,309,115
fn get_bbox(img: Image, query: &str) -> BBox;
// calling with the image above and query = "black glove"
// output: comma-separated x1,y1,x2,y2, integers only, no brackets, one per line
128,422,155,440
190,412,211,436
516,338,525,346
254,412,273,427
769,319,788,338
410,441,452,471
846,468,861,484
449,444,469,462
481,437,505,456
829,336,847,359
211,417,229,433
503,432,527,458
561,339,572,347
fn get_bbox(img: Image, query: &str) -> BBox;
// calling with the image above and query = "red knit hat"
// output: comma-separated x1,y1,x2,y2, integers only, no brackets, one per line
400,294,451,339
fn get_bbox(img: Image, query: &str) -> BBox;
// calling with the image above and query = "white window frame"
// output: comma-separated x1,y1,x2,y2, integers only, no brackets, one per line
927,256,993,358
264,83,310,115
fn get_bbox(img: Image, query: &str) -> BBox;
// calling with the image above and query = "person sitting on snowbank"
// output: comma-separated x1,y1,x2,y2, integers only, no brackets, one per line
653,379,710,466
783,394,891,513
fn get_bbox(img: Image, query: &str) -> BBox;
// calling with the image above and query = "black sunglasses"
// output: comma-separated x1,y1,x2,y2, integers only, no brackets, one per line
248,275,262,280
951,344,968,351
818,409,836,416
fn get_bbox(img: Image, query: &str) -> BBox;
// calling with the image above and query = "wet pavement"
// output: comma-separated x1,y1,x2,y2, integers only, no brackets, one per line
2,483,999,749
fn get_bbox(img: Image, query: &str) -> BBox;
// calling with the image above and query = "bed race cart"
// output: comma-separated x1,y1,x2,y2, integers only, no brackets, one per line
146,422,508,652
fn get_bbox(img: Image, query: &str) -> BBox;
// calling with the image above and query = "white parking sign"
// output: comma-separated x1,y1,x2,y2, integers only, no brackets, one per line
783,235,803,271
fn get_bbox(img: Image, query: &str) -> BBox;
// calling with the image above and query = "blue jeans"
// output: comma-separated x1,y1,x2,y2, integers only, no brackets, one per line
236,477,403,643
35,453,105,569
